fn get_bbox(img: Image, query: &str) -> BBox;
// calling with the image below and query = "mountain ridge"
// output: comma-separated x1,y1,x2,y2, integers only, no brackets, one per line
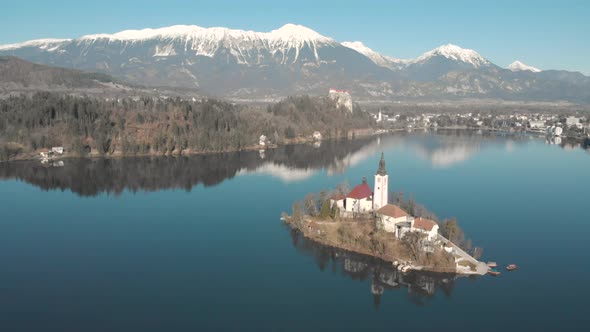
0,23,588,103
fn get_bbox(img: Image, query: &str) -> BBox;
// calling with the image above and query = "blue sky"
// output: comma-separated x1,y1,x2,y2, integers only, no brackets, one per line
1,0,588,73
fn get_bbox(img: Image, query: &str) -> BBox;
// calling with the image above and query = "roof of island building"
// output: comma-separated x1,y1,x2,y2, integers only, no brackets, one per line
346,181,373,200
376,204,408,218
376,152,387,176
413,217,438,231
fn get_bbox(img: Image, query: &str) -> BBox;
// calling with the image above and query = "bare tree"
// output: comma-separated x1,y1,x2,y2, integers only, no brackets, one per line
303,193,318,216
402,232,425,262
336,181,350,196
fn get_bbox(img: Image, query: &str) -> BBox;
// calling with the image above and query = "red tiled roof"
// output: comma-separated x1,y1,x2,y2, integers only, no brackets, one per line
414,217,438,231
376,204,408,218
346,183,372,199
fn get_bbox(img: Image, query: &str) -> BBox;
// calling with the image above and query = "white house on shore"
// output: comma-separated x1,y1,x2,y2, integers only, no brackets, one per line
529,120,546,130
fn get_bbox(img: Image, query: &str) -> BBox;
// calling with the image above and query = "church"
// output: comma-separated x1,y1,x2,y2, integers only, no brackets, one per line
329,152,439,240
330,152,388,215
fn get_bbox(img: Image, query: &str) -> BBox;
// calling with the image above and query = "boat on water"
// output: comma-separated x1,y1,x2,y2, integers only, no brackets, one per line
487,262,497,268
488,269,501,276
506,264,518,271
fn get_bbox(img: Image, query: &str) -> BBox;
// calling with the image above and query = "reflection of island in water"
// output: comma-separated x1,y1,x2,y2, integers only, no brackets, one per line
0,130,577,196
289,229,460,309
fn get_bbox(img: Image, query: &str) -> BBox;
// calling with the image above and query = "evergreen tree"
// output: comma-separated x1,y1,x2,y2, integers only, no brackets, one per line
319,200,331,219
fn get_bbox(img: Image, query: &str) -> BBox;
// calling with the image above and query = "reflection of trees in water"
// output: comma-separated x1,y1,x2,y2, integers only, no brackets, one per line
288,229,458,310
0,137,376,197
0,131,560,196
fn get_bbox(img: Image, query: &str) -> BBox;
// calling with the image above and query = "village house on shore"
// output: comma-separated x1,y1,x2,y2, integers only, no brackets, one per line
39,146,65,162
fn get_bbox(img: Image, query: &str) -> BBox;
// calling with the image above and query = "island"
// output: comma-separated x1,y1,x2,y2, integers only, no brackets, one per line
282,153,488,275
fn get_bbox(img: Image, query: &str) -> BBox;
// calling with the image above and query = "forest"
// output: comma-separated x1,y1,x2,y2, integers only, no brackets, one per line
0,93,373,161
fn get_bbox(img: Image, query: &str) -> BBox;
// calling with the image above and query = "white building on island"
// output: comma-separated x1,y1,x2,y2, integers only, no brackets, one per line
344,178,373,214
413,217,439,241
329,193,345,210
373,153,388,211
375,204,414,238
339,153,389,215
330,153,442,242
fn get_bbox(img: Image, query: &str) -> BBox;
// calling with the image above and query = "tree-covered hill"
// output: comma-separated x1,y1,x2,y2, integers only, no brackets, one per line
0,56,121,90
0,93,373,161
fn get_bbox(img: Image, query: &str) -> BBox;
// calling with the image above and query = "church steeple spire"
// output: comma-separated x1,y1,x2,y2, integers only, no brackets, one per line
376,152,387,176
373,152,389,211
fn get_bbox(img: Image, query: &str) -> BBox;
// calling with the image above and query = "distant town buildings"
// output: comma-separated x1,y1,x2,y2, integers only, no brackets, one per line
368,109,588,139
566,116,581,127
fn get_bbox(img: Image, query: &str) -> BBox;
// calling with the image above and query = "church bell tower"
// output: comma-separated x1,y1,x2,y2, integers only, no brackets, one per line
373,152,388,210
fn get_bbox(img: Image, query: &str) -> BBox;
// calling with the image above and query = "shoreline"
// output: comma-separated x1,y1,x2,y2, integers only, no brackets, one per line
4,127,586,164
282,216,469,275
0,127,381,163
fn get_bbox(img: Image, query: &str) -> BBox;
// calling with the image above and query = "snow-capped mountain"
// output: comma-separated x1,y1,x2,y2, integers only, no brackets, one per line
341,41,407,69
0,24,388,94
400,44,496,81
411,44,490,68
0,38,71,51
0,24,588,102
76,24,337,64
508,60,541,73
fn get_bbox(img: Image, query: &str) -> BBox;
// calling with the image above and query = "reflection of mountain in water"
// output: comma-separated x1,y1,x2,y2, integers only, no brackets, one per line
404,130,530,168
0,131,551,196
289,229,458,309
0,138,375,196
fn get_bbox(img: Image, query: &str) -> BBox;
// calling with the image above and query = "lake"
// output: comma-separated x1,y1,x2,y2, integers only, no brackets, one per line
0,130,589,331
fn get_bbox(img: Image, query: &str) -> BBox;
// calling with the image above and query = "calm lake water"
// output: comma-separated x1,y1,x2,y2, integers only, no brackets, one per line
0,131,589,331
